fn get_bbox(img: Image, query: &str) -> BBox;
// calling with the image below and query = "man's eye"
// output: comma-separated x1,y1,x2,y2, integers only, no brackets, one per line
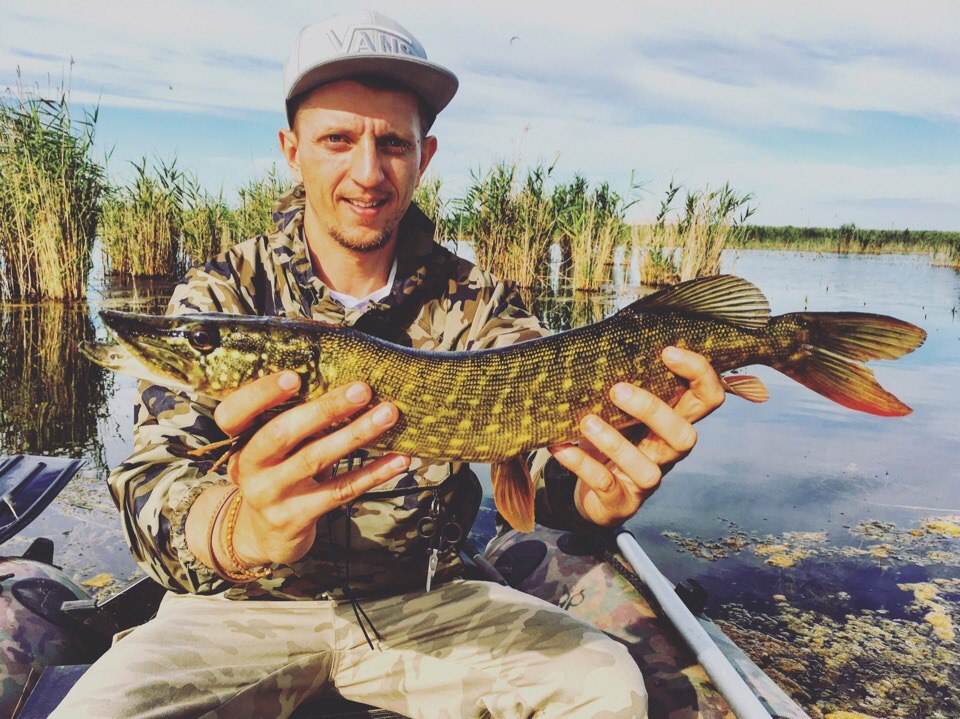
324,134,348,144
382,138,410,152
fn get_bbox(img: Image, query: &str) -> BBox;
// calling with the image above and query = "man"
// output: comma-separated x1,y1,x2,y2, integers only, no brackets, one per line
52,10,724,719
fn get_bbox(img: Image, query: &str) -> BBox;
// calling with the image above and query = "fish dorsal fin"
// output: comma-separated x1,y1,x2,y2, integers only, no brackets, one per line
629,275,771,329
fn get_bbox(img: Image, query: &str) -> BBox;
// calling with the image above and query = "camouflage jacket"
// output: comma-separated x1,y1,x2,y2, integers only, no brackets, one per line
108,185,591,600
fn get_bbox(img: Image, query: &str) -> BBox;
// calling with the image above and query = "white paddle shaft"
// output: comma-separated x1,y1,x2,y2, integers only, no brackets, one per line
616,531,773,719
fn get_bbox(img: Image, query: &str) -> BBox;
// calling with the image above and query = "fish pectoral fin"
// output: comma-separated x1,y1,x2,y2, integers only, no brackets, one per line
491,456,536,533
720,374,769,403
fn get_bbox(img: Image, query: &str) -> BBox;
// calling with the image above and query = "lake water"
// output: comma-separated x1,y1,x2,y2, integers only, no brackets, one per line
1,249,958,717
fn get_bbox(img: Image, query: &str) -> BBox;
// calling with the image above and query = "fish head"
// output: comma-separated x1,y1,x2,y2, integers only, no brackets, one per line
80,311,314,400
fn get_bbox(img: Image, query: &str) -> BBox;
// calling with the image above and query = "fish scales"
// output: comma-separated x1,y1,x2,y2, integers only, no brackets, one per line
313,312,767,463
79,275,926,532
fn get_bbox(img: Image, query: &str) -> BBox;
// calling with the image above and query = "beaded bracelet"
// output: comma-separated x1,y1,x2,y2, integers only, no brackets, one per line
221,491,272,582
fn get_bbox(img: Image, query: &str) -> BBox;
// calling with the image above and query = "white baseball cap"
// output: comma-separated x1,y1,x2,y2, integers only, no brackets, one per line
282,10,459,127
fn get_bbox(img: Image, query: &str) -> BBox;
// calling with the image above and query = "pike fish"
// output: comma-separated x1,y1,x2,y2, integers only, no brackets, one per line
80,275,926,532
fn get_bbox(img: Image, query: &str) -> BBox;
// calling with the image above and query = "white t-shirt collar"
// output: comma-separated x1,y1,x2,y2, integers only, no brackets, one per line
325,258,398,312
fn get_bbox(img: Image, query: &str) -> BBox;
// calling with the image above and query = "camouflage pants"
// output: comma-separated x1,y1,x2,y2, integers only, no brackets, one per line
50,578,646,718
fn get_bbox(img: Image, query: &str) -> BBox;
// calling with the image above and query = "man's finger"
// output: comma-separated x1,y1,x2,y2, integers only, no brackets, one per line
549,444,621,507
309,453,411,514
609,383,698,455
578,415,663,491
277,402,399,483
661,346,725,421
574,436,608,463
214,371,301,436
242,382,372,466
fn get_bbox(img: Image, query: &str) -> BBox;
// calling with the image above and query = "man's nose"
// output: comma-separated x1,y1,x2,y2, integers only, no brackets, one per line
349,137,386,188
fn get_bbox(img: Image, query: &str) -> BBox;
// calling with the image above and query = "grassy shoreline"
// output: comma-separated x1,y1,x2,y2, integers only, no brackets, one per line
2,88,958,300
736,224,960,255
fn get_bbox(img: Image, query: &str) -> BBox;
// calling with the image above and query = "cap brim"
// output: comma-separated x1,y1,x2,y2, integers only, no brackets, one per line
285,55,458,127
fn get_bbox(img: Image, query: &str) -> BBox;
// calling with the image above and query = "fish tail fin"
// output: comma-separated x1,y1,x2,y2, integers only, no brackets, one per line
491,456,536,532
775,312,926,417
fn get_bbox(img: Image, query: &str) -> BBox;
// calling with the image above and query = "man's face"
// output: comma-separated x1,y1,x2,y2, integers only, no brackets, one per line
279,80,438,253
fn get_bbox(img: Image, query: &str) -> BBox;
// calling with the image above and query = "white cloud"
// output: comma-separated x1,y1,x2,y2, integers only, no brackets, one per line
4,0,958,123
2,0,958,228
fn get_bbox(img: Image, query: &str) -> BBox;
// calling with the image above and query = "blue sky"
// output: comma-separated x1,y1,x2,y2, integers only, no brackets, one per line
2,0,958,229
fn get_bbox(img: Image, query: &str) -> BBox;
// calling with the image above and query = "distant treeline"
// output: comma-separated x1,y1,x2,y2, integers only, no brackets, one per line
736,223,960,253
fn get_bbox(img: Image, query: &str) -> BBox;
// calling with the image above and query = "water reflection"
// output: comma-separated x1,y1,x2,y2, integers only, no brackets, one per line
525,288,609,332
0,302,113,475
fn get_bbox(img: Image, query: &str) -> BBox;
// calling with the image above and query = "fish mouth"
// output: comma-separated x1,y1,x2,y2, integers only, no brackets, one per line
78,338,192,389
78,339,140,373
82,310,203,391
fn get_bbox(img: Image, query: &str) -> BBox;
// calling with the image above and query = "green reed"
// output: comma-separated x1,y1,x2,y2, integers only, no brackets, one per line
554,175,639,291
635,181,754,285
100,157,187,277
412,174,453,245
101,163,290,277
182,178,234,267
739,224,960,258
457,160,558,287
234,166,290,241
0,83,105,301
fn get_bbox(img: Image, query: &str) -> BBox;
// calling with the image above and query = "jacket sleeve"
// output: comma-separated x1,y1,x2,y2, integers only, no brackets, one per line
107,261,252,594
458,278,597,534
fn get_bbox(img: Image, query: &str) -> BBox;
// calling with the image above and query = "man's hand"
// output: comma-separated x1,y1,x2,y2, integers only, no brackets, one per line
548,347,724,527
187,372,409,571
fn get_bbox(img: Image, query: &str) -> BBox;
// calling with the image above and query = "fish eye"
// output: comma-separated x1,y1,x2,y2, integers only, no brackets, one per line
187,326,220,353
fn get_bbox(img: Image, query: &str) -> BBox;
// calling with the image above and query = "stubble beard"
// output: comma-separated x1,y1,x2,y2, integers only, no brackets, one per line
326,221,398,253
326,198,407,253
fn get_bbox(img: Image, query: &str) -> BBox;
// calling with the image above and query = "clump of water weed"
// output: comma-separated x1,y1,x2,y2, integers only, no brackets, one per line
899,579,960,642
663,515,960,569
716,591,960,718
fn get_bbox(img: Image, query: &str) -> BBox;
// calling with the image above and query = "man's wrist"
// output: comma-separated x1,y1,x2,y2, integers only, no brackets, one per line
184,483,236,571
227,499,270,569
